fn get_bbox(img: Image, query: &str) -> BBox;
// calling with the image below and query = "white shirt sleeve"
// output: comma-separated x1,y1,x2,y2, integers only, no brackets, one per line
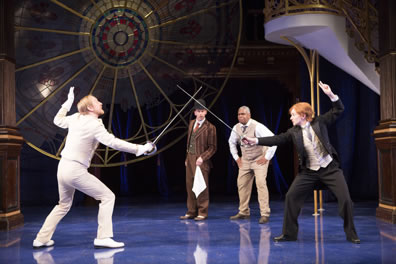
92,120,140,154
255,123,277,160
330,94,339,102
53,107,71,128
228,125,240,161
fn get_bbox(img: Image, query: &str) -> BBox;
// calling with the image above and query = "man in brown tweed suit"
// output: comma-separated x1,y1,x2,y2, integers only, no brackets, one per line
180,99,217,221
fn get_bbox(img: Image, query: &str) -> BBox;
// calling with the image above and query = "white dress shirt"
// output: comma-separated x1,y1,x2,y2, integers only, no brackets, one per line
228,119,277,161
193,118,206,130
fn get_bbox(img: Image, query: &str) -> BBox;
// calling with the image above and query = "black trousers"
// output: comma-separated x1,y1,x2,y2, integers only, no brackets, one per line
282,161,358,239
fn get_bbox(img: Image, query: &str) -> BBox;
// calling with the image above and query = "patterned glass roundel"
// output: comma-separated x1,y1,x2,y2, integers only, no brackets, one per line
91,9,149,67
14,0,242,167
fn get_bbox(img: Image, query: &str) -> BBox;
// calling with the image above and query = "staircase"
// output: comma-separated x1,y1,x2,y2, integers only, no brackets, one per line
263,1,379,94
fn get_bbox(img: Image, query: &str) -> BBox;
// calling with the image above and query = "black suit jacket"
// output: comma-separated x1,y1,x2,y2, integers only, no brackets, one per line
257,99,344,170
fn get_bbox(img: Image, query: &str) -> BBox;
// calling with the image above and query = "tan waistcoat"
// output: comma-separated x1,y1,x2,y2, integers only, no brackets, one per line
236,119,267,161
303,129,332,170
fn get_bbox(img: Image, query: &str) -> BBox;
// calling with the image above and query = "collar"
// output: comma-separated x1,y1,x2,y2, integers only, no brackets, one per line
301,121,311,129
195,118,205,126
79,113,100,121
240,119,252,127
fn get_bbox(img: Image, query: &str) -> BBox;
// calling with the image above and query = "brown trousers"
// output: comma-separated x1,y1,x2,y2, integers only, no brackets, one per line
185,153,210,217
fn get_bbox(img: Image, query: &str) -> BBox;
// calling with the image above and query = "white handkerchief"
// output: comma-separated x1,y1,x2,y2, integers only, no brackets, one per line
193,244,207,264
192,166,207,198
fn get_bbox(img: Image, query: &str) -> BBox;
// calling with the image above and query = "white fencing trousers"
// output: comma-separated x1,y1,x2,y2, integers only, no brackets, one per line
35,158,115,243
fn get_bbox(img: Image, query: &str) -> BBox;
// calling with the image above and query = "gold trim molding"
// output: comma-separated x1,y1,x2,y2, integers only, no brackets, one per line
0,210,21,217
374,137,396,141
0,135,23,140
373,128,396,134
264,0,342,23
377,120,396,126
379,203,396,210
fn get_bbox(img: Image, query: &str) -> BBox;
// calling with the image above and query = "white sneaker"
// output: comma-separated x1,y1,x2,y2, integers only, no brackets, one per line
33,239,55,248
32,247,54,261
94,248,124,259
94,238,125,248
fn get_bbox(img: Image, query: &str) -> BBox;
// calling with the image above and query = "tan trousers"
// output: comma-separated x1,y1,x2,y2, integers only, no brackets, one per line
238,222,271,264
237,157,270,217
35,158,115,243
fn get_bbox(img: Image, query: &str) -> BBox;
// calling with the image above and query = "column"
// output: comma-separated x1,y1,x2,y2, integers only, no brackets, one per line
374,0,396,223
0,0,24,230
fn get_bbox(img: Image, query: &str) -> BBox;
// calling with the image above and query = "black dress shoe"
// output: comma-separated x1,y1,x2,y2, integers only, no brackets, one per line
273,234,297,242
347,236,361,244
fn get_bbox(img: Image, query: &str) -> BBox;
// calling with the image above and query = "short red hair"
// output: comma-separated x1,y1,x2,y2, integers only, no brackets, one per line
289,102,315,122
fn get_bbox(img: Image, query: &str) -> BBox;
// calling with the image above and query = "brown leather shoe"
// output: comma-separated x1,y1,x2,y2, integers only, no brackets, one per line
259,216,269,224
194,216,207,221
230,213,250,220
179,214,195,220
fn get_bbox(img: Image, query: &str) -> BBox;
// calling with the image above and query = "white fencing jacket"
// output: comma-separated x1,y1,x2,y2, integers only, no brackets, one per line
54,107,140,167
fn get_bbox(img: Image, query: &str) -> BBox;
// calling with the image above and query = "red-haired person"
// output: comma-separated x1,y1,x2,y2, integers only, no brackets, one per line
243,81,360,244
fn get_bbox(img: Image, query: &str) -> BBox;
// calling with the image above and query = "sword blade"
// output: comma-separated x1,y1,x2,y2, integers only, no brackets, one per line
152,85,203,144
176,84,242,138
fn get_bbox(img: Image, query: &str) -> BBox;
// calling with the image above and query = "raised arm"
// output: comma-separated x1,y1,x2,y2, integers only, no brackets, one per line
318,81,338,101
318,81,344,125
54,87,74,128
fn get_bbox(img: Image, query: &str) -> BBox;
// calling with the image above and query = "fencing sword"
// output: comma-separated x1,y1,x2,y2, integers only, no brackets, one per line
151,85,203,145
176,84,243,139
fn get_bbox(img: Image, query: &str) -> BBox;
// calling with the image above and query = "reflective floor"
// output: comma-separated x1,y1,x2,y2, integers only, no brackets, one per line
0,198,395,263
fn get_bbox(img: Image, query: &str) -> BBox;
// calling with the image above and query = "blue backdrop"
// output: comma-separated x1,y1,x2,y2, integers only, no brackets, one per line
19,56,380,205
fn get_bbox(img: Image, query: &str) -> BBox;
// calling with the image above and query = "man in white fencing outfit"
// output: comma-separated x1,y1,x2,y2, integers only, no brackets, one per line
33,87,155,249
229,106,277,224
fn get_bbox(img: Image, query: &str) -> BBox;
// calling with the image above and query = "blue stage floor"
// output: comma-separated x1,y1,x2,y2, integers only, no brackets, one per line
0,198,395,263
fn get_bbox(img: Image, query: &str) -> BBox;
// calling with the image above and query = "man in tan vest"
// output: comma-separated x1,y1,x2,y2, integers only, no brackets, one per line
229,106,277,224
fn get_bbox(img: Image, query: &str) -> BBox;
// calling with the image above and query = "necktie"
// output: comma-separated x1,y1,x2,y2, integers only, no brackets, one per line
242,125,247,133
194,123,200,133
305,126,313,142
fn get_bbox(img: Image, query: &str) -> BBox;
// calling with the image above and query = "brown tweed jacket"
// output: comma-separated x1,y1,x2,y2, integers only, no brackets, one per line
186,119,217,171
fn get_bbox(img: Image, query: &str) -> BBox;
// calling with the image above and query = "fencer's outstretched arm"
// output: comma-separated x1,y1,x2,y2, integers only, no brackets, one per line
53,87,155,158
90,120,155,157
242,136,258,146
243,81,342,147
